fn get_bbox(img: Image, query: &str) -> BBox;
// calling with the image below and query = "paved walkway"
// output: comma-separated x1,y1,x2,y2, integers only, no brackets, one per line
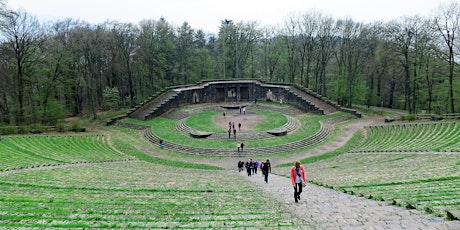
241,172,460,229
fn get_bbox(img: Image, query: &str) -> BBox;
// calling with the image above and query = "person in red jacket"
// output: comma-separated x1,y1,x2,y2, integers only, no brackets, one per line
290,160,306,203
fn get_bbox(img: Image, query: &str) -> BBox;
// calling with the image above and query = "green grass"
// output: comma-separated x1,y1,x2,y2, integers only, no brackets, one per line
185,109,287,133
124,111,346,149
185,110,226,133
108,126,222,170
0,134,129,171
354,122,460,152
0,162,308,228
276,128,365,167
251,109,288,131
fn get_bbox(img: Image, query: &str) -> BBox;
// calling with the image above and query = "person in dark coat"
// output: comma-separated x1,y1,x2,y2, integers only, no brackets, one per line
262,159,271,183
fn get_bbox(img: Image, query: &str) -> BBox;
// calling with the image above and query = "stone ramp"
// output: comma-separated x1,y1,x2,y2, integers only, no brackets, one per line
242,172,460,229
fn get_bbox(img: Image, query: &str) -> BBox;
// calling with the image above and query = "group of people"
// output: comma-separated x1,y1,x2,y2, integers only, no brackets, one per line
238,159,307,203
228,121,242,139
238,159,259,176
237,142,244,152
237,159,272,183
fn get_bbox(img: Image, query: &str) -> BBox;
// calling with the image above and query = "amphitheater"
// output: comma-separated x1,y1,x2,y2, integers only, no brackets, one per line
113,79,361,156
2,79,460,229
110,79,460,229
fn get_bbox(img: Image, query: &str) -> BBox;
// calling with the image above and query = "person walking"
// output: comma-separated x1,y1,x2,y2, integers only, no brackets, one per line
290,160,306,203
238,161,244,172
262,159,271,183
238,122,241,131
159,139,164,149
240,142,244,152
246,159,253,176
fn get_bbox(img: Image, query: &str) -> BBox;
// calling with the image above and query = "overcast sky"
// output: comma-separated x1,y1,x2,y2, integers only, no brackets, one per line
7,0,453,34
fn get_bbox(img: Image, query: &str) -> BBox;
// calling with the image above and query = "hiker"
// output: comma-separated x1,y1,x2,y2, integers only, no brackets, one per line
260,162,264,176
159,139,164,149
246,160,252,176
240,142,244,152
262,159,271,183
290,160,306,203
238,122,241,131
243,107,246,114
228,129,231,138
223,111,226,117
238,161,244,172
237,143,240,152
253,160,259,174
233,129,236,139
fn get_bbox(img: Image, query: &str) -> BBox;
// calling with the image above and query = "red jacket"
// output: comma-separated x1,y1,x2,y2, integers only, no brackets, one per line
290,165,306,186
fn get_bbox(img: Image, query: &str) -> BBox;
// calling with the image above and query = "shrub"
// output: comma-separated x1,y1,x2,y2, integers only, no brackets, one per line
70,121,86,132
0,126,17,135
18,126,29,134
401,114,416,121
56,122,66,132
30,124,44,134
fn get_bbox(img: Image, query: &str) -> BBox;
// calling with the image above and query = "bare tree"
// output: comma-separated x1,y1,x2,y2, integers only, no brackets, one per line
260,26,281,82
335,18,366,107
0,10,42,124
282,14,301,83
111,22,140,107
315,15,336,96
299,11,321,87
433,1,460,113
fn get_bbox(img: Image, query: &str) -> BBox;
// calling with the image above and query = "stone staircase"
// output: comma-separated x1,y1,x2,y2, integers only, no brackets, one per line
128,90,180,120
287,86,339,115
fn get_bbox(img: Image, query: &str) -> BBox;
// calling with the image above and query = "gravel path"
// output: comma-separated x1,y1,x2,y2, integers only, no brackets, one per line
241,172,459,229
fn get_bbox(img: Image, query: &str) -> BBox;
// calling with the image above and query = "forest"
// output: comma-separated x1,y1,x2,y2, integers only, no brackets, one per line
1,1,459,126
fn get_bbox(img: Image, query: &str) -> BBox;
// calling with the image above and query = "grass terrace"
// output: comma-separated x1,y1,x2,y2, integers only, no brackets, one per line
353,121,460,152
0,162,308,229
0,134,132,171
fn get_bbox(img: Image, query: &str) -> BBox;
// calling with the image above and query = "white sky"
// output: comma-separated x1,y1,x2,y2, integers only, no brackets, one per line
7,0,453,34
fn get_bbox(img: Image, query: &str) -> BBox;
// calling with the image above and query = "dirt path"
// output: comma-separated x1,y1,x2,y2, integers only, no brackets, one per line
213,109,264,133
210,116,382,169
